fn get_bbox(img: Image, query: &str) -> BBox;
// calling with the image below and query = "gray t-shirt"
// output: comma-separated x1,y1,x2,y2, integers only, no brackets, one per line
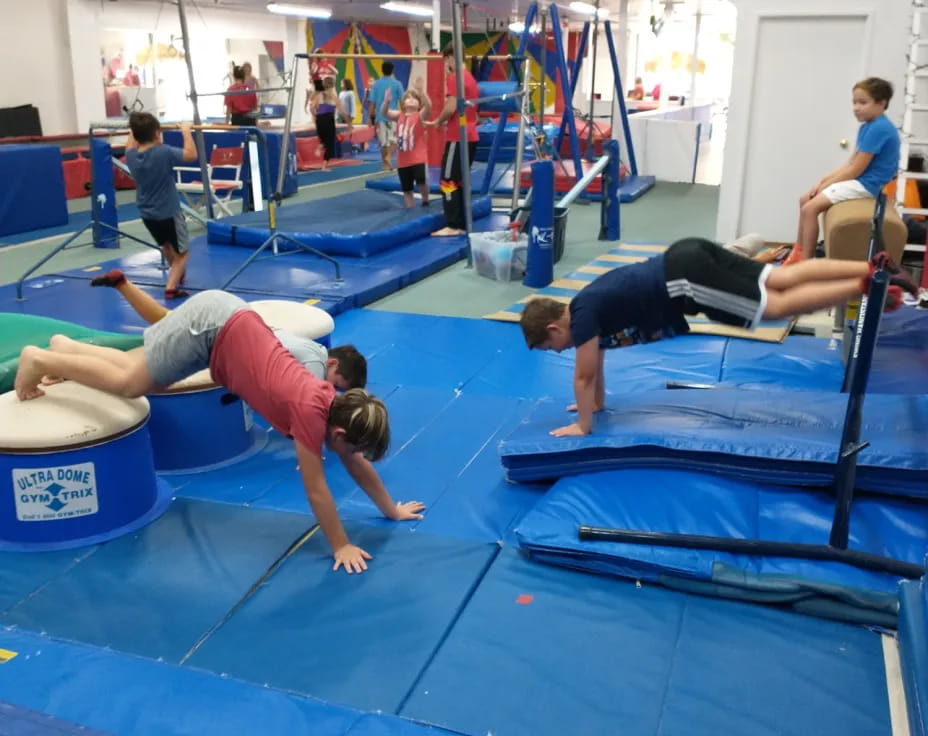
274,329,328,380
126,144,185,220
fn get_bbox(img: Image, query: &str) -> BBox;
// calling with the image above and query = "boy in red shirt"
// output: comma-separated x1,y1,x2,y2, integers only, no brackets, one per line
14,291,424,574
381,81,431,208
425,46,480,236
225,65,259,126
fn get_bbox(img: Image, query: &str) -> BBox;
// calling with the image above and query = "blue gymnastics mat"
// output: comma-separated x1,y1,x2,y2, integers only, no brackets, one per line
899,564,928,736
498,388,928,497
514,468,928,626
367,163,523,197
206,191,492,257
400,548,892,736
0,628,463,736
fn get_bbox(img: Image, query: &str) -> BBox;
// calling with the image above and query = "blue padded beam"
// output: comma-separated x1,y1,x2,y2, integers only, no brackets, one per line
499,389,928,497
898,561,928,736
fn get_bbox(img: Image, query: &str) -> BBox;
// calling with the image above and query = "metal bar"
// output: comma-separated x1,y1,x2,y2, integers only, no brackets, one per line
452,0,475,264
577,526,925,579
587,4,601,161
221,233,279,290
16,223,93,301
90,121,242,131
465,89,528,107
300,52,523,61
96,222,160,253
177,0,215,219
511,58,532,212
193,87,291,98
557,153,609,208
550,4,585,185
604,20,639,176
539,8,547,127
275,55,301,204
555,21,590,155
276,233,342,282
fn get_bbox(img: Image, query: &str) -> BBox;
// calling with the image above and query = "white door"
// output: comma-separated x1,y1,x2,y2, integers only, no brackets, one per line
738,15,869,241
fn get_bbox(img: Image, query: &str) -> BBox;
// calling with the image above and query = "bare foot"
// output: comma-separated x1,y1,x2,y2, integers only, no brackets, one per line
431,227,466,237
15,346,46,401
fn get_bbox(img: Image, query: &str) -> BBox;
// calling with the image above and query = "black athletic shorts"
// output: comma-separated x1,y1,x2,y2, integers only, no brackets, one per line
142,212,189,254
663,237,771,328
398,163,427,192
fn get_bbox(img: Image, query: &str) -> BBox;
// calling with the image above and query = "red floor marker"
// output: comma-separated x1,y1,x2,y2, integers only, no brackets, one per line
515,594,534,605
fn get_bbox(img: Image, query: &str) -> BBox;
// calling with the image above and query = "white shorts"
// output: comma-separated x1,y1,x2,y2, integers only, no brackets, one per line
376,120,397,147
821,179,872,204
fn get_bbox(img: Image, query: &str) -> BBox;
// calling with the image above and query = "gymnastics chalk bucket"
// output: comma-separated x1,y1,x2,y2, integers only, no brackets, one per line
147,299,335,472
471,230,528,282
0,383,172,552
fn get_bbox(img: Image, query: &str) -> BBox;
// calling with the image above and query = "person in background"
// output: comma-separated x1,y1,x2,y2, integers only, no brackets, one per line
630,77,645,100
370,62,405,171
311,77,353,172
339,78,357,125
242,61,259,90
124,65,141,87
225,65,259,127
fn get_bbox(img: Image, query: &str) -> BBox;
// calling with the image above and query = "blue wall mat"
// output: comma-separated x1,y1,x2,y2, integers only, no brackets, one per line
499,389,928,497
185,523,497,713
515,469,928,624
413,397,547,544
366,164,522,196
720,335,844,391
870,308,928,394
2,498,312,662
400,548,890,736
898,568,928,736
0,145,68,237
0,547,97,614
0,628,460,736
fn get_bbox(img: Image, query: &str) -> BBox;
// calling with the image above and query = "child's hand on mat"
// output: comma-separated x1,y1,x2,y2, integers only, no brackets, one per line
550,422,589,438
333,544,372,574
566,402,603,413
391,500,426,521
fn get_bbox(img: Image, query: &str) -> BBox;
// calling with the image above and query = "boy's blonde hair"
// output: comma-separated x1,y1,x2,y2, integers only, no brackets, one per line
328,389,390,461
401,89,424,108
519,297,567,349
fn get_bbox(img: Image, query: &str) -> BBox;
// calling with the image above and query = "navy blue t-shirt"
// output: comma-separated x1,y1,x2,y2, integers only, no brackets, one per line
569,254,689,349
126,144,185,220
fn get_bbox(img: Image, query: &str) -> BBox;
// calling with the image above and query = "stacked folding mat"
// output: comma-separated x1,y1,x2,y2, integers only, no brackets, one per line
500,310,928,735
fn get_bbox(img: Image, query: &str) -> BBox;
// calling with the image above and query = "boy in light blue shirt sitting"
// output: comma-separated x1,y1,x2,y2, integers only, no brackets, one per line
785,77,900,265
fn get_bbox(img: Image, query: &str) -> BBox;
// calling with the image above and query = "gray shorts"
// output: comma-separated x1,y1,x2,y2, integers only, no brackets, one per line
143,290,247,386
376,120,397,147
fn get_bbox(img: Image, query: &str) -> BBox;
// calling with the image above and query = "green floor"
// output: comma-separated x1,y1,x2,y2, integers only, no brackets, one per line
0,174,719,320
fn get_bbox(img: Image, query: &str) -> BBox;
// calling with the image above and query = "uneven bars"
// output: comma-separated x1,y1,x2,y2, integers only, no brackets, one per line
297,52,523,61
88,121,244,131
557,154,610,208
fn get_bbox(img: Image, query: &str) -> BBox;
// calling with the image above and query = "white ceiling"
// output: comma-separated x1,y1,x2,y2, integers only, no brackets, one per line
168,0,731,27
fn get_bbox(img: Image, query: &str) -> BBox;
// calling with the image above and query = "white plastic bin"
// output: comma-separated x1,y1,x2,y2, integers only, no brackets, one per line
471,231,528,282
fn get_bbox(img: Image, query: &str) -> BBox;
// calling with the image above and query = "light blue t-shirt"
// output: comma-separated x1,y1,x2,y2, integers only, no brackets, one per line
126,144,185,220
275,329,328,380
856,114,900,196
370,76,405,123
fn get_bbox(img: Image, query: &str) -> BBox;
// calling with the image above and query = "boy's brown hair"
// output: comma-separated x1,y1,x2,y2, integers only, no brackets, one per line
854,77,893,109
128,111,160,144
328,345,367,389
519,297,567,349
328,389,390,461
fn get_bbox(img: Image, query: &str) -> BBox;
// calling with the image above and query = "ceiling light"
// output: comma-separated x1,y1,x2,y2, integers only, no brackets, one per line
509,21,525,32
568,1,597,14
266,3,332,18
380,1,434,17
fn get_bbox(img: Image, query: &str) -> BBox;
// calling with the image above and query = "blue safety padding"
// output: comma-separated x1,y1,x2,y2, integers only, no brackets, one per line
206,191,491,256
870,308,928,394
0,548,97,614
296,161,386,186
0,201,144,248
899,564,928,736
400,547,890,736
515,468,928,624
2,498,313,663
498,388,928,497
0,629,463,736
0,700,112,736
719,335,845,391
185,524,496,713
366,164,523,196
619,174,655,202
0,145,68,237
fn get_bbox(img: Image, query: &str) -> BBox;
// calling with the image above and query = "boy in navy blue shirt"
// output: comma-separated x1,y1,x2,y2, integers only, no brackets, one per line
125,112,197,300
785,77,900,265
520,238,915,438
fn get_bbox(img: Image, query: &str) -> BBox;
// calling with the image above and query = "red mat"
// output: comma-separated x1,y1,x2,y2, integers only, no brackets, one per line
299,158,366,172
519,159,604,194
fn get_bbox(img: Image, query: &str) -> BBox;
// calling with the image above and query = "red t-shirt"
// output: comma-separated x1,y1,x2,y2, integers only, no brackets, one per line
210,310,335,455
397,112,427,168
445,70,479,143
225,82,258,115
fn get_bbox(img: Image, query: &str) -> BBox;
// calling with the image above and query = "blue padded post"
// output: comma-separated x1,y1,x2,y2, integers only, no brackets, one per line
603,20,639,177
554,21,590,157
549,4,584,185
601,139,620,241
90,138,119,249
524,159,555,288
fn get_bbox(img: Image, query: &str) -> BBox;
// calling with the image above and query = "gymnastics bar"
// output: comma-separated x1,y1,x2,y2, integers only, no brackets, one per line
298,52,523,61
577,195,923,580
556,151,610,209
194,87,291,98
603,20,640,177
89,121,245,131
553,20,590,157
465,89,528,108
549,3,585,187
